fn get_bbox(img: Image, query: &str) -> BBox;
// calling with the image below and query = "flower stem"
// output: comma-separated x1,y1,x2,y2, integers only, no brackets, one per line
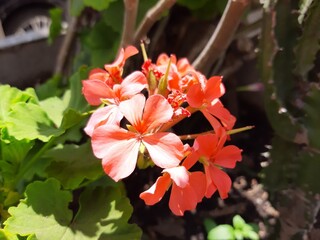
140,41,148,61
179,125,254,140
15,137,56,185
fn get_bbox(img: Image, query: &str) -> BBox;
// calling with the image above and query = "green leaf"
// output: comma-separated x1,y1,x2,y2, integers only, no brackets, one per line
4,179,72,239
234,229,244,240
233,215,246,230
203,218,217,233
4,179,142,239
77,185,142,240
101,1,124,33
60,108,85,131
5,103,63,142
243,229,259,240
67,67,90,112
35,74,63,100
0,85,37,127
0,229,19,240
0,133,34,188
39,97,67,127
83,0,117,11
48,7,63,44
70,0,85,16
207,225,235,240
136,0,158,24
44,143,103,189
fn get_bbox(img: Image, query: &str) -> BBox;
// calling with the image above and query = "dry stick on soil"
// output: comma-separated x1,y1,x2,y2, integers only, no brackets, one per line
133,0,176,44
192,0,250,72
119,0,139,48
54,16,80,76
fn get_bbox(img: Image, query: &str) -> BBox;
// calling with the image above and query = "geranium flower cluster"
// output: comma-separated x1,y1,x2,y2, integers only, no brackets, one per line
82,45,242,216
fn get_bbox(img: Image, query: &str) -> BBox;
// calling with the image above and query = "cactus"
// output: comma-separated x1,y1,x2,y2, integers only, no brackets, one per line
259,0,320,238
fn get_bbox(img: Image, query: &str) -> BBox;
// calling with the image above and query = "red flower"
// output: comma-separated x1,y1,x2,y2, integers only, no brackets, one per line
183,129,242,199
186,76,236,131
140,166,206,216
91,94,184,181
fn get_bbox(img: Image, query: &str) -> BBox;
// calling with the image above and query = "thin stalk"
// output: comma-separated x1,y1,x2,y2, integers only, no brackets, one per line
120,0,139,48
134,0,176,44
192,0,250,72
179,125,254,140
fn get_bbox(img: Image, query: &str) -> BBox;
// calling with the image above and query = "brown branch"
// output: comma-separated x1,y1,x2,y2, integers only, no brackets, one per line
119,0,139,48
133,0,176,44
54,16,79,75
192,0,250,72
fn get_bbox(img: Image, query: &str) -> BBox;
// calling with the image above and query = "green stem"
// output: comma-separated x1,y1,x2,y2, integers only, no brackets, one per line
15,137,56,184
140,41,148,61
178,125,254,140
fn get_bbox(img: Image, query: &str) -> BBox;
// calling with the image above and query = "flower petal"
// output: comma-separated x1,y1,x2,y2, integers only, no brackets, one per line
119,94,145,131
163,166,189,188
215,146,242,168
182,151,200,170
120,71,147,99
91,125,140,181
142,94,173,132
193,134,219,158
189,171,206,202
139,174,171,205
169,183,198,216
84,105,122,137
104,46,138,72
89,68,111,84
204,169,217,198
186,83,205,108
82,80,114,106
201,109,225,131
204,76,225,102
142,132,183,169
206,100,236,130
206,166,232,199
177,58,192,75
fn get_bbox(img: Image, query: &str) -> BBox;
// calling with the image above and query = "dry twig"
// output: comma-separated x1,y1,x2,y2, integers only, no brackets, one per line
192,0,250,72
54,16,80,76
120,0,139,48
133,0,176,44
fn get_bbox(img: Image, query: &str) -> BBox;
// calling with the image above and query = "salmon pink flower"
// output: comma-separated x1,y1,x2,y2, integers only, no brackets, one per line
83,71,147,136
186,76,236,131
82,46,142,106
91,94,184,181
184,129,242,199
84,105,122,137
104,45,139,84
140,166,206,216
82,70,147,106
